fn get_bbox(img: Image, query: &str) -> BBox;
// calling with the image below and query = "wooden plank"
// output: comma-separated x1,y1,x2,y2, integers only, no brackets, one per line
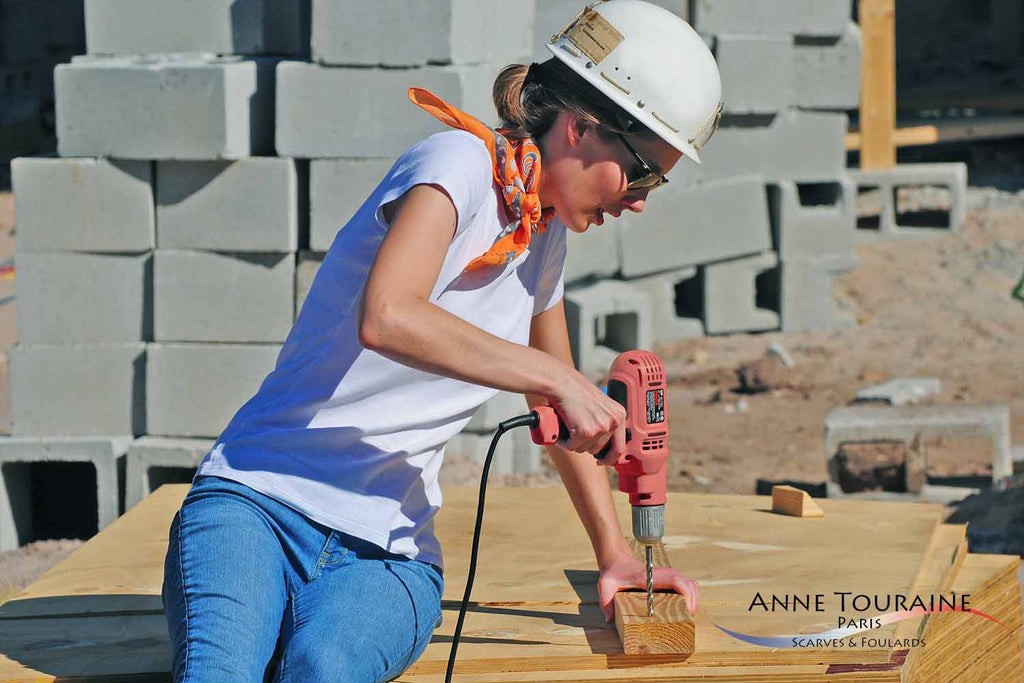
618,539,694,654
904,554,1022,682
858,0,896,169
0,487,962,681
0,484,186,617
614,591,694,655
844,115,1024,150
892,523,966,646
770,486,824,518
398,663,841,682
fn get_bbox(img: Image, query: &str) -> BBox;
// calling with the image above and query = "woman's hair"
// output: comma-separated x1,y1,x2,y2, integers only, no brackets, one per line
492,58,658,144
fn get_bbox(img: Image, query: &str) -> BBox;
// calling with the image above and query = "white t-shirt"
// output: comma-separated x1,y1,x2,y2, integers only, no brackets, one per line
196,130,567,570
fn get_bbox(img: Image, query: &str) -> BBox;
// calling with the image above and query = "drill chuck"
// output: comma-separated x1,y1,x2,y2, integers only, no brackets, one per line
631,504,665,544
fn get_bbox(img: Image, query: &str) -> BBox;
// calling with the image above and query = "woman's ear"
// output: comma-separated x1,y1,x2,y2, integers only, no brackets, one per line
565,114,591,148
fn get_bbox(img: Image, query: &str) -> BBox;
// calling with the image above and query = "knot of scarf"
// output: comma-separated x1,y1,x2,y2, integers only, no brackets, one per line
408,87,555,272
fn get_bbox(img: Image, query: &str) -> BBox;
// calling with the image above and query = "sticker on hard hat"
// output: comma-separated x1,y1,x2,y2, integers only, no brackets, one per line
566,8,623,64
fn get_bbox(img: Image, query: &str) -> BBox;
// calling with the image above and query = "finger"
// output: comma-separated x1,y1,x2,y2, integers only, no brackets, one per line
672,577,698,615
593,435,617,466
596,581,618,623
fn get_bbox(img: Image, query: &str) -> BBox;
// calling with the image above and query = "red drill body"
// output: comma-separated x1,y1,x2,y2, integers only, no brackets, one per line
529,349,669,510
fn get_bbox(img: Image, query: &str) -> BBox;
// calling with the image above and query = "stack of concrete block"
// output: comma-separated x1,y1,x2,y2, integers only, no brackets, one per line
3,1,303,547
3,1,554,547
549,0,866,352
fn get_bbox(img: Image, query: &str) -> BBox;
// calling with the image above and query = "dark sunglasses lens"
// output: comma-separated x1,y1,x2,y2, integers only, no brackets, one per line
628,173,667,191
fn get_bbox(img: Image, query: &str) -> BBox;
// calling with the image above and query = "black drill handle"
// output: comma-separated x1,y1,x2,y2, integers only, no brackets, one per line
594,379,629,460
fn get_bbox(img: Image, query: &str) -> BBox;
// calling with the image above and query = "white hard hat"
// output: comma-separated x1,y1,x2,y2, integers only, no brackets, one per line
546,0,722,164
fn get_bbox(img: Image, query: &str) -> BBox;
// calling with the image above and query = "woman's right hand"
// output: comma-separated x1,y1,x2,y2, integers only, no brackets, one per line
546,367,628,466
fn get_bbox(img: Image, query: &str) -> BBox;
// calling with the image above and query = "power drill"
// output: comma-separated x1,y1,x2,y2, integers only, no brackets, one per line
444,350,670,681
529,349,669,616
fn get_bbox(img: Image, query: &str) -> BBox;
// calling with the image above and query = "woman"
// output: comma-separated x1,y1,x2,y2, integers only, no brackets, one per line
162,1,722,680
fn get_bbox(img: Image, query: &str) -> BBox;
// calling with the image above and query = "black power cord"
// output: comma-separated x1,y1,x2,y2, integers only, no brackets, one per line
444,411,539,683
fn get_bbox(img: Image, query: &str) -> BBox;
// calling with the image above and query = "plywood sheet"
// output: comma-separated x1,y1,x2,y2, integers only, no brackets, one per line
5,485,997,683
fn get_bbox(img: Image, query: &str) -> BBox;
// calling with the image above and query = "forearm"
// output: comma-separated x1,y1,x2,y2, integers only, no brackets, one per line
549,443,633,569
362,299,568,399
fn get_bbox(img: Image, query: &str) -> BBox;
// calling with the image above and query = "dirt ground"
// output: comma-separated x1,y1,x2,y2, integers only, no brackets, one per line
0,183,1022,599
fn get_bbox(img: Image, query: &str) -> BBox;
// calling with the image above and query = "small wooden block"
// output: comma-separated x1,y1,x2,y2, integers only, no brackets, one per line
614,590,695,654
771,485,825,517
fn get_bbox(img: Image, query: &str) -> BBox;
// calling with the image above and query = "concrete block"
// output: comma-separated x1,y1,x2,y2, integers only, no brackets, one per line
310,158,394,251
12,157,154,252
692,0,850,36
276,61,500,158
768,177,856,259
295,251,325,319
626,268,704,342
157,158,306,252
125,436,212,511
564,280,652,375
563,220,619,285
794,23,862,110
146,343,281,438
446,427,543,476
618,175,770,277
154,250,295,343
825,404,1013,498
16,252,152,344
312,0,532,67
85,0,306,56
847,163,968,239
56,55,276,159
703,252,780,335
715,34,794,114
695,109,847,184
856,378,942,406
0,436,130,551
777,253,858,333
466,391,529,432
10,344,146,437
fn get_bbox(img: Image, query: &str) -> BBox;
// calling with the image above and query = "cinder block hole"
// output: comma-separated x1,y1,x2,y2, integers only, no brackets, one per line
856,186,882,230
832,441,907,493
673,271,703,319
1,461,98,545
796,182,842,207
594,312,639,352
147,466,197,495
893,184,951,228
922,436,994,488
754,265,781,314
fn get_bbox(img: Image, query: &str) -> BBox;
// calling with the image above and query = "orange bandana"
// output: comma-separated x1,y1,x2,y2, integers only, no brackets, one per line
408,88,556,271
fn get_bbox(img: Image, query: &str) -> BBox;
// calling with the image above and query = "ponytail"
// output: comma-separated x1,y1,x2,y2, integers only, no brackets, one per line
490,58,657,144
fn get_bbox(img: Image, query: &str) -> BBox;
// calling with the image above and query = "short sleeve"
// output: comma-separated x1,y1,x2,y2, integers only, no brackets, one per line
374,130,494,241
532,221,567,316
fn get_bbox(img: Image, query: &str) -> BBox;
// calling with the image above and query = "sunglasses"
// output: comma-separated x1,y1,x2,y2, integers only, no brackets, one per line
615,133,668,191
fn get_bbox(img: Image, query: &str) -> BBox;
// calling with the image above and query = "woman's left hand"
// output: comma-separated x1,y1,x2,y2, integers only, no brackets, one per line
597,550,699,623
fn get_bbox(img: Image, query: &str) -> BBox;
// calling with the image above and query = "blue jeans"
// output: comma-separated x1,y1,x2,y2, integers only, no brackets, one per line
163,475,444,682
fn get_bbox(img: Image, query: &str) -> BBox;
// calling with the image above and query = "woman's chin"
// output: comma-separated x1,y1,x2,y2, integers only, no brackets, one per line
568,213,592,233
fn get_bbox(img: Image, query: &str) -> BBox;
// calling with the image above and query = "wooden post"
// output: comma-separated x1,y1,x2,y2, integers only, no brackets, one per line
858,0,896,169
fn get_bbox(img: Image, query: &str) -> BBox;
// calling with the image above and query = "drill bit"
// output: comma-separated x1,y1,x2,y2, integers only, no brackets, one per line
645,544,654,617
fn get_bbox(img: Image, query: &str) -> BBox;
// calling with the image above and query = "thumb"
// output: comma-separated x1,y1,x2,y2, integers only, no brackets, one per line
597,581,619,623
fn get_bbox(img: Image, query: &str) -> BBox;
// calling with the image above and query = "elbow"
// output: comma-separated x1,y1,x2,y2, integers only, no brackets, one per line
358,298,403,352
358,303,386,351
